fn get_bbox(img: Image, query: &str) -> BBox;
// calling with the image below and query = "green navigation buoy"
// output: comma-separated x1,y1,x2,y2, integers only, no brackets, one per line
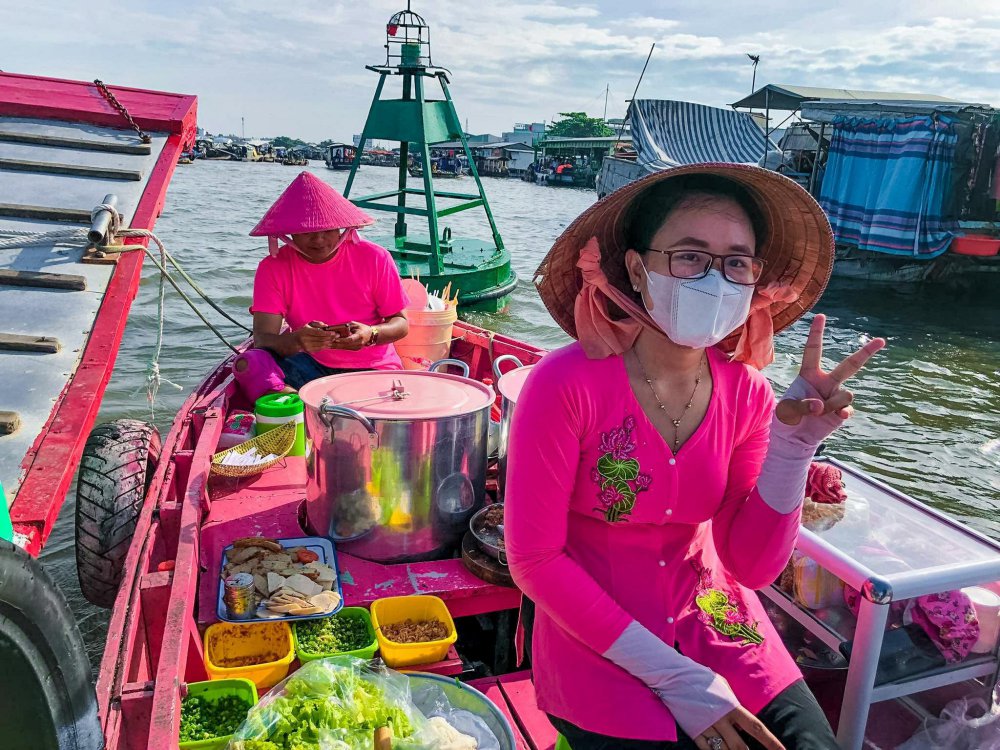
343,3,517,313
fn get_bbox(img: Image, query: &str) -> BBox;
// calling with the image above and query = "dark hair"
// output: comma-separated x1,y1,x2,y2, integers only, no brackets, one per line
605,173,769,307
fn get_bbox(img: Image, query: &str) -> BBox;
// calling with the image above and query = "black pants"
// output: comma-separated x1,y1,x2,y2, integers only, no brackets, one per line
547,680,838,750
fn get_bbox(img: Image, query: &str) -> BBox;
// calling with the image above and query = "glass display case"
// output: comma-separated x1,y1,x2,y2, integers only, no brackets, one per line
761,457,1000,750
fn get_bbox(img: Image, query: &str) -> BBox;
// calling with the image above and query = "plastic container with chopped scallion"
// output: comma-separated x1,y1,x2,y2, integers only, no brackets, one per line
179,678,257,749
292,606,378,662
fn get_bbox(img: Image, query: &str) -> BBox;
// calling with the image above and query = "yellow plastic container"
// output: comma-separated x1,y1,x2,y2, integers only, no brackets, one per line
393,307,457,370
203,621,294,690
370,595,458,668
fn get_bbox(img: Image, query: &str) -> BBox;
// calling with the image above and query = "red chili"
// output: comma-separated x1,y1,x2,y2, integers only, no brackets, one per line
297,549,319,563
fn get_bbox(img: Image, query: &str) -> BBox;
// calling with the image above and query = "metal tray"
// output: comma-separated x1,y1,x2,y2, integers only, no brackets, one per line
216,535,344,623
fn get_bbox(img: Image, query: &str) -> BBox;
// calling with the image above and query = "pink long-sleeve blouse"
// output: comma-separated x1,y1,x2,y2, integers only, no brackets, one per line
505,342,804,741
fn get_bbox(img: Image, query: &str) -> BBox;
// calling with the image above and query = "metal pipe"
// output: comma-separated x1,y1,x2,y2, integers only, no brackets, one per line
837,597,890,749
808,122,825,196
88,193,118,244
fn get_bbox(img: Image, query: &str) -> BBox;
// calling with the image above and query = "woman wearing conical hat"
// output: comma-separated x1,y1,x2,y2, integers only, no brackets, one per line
233,172,409,400
505,165,886,750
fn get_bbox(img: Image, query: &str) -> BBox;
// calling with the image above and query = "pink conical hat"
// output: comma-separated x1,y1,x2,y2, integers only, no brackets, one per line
249,171,375,237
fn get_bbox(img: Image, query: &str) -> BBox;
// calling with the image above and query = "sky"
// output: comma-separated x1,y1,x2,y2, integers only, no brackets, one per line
2,0,998,142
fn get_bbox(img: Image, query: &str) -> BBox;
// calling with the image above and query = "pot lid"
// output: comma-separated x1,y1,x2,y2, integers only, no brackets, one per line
496,364,534,403
299,370,493,419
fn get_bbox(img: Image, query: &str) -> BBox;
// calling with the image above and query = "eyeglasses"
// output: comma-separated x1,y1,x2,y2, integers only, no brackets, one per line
642,248,765,286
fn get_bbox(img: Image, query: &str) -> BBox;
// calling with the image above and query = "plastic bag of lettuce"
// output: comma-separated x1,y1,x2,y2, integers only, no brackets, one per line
226,656,484,750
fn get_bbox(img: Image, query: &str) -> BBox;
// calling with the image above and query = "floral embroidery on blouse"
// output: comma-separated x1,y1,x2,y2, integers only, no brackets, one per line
693,562,764,646
591,415,651,523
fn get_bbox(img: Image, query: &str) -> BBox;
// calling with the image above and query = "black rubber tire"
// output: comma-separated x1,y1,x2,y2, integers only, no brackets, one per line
0,539,103,749
75,419,160,608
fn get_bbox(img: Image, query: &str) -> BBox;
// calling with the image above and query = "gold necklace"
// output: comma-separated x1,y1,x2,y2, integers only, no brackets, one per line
634,350,706,451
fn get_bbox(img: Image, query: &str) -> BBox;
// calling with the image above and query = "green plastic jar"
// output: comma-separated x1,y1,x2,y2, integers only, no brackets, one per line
254,393,306,457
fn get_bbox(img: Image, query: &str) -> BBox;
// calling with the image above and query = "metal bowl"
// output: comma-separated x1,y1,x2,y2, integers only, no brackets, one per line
469,503,506,565
407,672,516,750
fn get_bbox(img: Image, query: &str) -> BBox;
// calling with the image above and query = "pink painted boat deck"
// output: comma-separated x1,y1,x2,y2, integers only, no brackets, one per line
196,456,522,626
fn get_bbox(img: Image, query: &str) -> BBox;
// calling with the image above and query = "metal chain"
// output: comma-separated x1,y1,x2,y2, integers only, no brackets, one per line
93,79,152,143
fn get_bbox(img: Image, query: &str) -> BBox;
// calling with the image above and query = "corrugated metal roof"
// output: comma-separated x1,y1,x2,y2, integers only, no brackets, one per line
731,84,963,111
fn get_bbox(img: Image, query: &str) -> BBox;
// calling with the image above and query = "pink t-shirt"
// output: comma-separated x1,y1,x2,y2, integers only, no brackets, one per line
251,236,409,370
506,343,803,741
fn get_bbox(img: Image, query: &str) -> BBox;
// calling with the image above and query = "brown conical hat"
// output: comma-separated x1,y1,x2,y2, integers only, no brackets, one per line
534,163,834,354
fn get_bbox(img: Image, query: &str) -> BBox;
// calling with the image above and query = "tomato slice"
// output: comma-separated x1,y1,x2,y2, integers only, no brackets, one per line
297,549,319,563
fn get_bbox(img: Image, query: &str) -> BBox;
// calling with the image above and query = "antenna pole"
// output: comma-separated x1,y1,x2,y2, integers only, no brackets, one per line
614,43,654,151
603,83,609,122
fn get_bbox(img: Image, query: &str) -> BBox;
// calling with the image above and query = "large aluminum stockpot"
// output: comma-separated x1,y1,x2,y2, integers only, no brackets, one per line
298,360,493,564
493,355,535,500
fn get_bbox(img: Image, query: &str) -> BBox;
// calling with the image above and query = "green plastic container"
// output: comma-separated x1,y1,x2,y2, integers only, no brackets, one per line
292,607,379,663
254,393,306,457
179,678,257,750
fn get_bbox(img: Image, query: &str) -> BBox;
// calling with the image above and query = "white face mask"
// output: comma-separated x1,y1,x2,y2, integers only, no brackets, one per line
640,265,753,349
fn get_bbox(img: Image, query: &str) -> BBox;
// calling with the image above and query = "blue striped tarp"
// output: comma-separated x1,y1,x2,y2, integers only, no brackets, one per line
819,115,958,257
630,100,771,169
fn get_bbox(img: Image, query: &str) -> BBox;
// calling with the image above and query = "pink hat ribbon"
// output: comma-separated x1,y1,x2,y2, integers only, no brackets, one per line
573,237,792,369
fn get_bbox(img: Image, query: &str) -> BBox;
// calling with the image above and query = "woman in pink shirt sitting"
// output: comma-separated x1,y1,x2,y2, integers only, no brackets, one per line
506,164,885,750
234,172,410,400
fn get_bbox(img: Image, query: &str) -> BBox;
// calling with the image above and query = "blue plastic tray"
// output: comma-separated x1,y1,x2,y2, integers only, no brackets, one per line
216,535,344,623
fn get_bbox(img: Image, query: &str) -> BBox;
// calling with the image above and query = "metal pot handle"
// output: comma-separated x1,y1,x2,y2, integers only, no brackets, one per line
498,549,508,566
428,358,470,378
492,354,523,380
319,399,380,449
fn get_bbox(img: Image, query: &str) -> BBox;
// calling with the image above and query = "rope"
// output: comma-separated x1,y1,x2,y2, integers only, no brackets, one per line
115,231,241,354
1,214,246,415
122,230,183,416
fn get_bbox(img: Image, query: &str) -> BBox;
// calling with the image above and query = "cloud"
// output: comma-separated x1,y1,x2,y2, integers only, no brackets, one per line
3,1,997,140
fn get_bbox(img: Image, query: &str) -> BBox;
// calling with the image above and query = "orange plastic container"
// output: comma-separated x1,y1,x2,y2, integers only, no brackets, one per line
951,235,1000,257
393,307,457,370
370,595,458,667
203,621,294,690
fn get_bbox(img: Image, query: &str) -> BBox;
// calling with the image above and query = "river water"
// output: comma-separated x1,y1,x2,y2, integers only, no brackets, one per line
36,161,1000,667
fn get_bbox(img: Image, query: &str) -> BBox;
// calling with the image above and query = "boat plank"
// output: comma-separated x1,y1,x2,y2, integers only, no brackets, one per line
0,157,143,181
0,202,91,223
0,129,152,155
0,332,60,353
467,676,533,750
0,268,87,290
497,673,558,750
0,410,19,436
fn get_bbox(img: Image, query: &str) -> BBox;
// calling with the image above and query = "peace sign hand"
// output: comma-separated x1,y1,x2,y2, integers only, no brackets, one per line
774,314,885,440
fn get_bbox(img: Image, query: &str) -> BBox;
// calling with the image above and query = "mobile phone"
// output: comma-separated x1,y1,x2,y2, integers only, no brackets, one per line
323,323,354,337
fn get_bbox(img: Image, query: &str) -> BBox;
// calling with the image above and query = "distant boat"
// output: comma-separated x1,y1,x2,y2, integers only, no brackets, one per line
408,163,462,179
325,143,356,170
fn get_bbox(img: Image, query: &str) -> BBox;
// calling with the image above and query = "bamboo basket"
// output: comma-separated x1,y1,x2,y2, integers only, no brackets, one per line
210,421,296,478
